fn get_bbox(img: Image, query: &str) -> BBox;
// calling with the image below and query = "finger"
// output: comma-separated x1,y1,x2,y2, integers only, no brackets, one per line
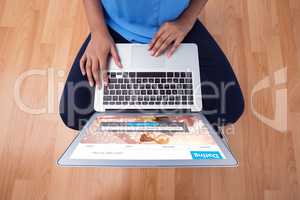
111,45,122,68
149,28,165,50
80,54,87,75
151,32,170,56
167,39,182,58
100,55,109,86
91,58,100,88
155,35,176,57
85,58,94,87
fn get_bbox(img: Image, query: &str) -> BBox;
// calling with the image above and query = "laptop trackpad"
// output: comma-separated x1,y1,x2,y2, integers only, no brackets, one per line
131,45,166,68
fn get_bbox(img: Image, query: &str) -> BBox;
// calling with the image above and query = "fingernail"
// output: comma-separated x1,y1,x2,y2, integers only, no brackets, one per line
154,52,159,57
151,51,155,56
89,81,94,87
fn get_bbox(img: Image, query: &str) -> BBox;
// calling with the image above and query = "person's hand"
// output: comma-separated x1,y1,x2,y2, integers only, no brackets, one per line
149,19,194,57
80,31,122,88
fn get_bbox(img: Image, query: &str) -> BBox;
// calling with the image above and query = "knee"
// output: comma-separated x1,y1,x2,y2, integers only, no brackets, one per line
59,92,94,131
59,106,90,131
59,97,80,131
59,115,75,130
224,86,245,125
59,112,80,131
59,88,83,130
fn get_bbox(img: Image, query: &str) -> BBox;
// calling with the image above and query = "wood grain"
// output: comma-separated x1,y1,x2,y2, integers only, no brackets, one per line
0,0,299,199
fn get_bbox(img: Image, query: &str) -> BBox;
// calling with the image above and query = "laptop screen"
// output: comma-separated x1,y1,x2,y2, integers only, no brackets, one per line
69,114,226,161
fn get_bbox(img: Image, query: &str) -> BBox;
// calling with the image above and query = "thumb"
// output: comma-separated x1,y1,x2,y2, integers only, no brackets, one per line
111,45,122,68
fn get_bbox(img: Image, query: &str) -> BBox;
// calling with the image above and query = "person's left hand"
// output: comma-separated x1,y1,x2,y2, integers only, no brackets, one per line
149,20,194,57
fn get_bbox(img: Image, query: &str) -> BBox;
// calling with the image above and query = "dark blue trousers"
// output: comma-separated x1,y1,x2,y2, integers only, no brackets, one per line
59,21,244,130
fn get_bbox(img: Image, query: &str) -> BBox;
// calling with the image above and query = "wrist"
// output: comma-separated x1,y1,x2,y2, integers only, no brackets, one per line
177,14,197,29
91,28,111,38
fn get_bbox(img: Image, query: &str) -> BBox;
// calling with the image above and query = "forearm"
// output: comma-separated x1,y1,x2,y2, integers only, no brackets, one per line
178,0,208,26
83,0,109,36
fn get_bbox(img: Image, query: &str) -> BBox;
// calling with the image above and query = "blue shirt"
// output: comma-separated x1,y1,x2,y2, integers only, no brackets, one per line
101,0,190,43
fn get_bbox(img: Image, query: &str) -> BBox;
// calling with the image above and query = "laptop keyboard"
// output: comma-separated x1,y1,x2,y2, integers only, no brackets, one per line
103,72,194,106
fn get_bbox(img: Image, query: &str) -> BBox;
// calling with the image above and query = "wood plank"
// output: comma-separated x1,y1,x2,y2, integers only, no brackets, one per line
0,0,299,199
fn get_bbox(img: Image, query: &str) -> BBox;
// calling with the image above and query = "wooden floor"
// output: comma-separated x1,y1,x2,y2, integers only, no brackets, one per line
0,0,299,199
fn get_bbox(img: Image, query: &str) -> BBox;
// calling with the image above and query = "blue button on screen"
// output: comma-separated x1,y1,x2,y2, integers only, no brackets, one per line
127,122,160,126
190,151,223,160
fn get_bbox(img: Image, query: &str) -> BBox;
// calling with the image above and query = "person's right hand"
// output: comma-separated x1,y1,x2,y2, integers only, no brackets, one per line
80,31,122,88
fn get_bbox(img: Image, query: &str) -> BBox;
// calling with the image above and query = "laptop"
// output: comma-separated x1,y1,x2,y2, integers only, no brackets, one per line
58,44,238,167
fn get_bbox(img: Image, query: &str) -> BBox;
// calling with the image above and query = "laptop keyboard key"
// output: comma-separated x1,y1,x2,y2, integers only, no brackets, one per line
119,96,124,101
110,90,115,95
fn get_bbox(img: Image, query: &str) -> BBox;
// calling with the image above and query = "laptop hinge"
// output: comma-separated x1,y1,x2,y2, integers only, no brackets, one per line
103,109,193,114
